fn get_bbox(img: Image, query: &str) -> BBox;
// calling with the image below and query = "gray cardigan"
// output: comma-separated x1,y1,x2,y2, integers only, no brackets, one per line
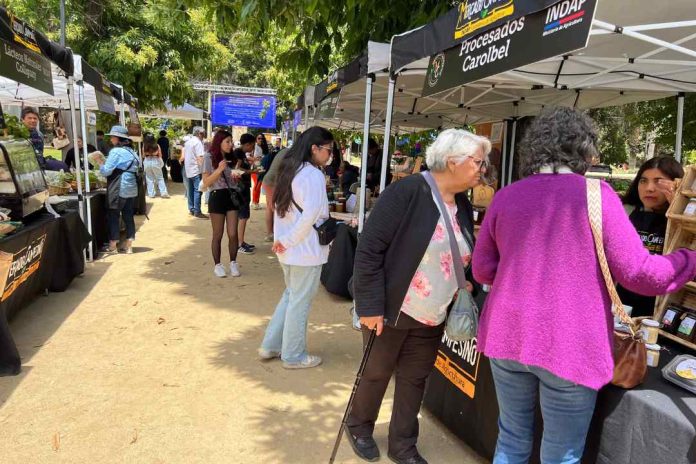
353,173,476,327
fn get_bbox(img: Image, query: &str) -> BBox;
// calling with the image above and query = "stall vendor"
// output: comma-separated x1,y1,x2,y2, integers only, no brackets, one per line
21,107,69,172
619,156,684,317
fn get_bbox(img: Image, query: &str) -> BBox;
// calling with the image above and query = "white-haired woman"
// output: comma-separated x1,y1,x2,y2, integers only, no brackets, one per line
346,129,490,464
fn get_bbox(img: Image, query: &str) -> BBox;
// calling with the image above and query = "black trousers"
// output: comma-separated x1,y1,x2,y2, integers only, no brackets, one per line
346,315,444,459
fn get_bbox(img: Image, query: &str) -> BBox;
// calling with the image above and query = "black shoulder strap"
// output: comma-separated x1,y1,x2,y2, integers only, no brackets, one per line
291,198,303,214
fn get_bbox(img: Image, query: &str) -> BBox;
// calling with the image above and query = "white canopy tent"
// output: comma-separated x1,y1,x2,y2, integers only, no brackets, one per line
0,54,128,262
309,1,696,232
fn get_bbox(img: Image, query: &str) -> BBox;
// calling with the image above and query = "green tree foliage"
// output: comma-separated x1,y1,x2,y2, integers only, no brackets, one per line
636,94,696,154
5,0,234,110
191,0,455,79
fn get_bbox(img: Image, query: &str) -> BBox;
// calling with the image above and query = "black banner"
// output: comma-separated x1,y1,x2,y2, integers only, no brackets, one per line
390,0,560,73
423,0,596,97
0,38,53,95
0,7,72,75
1,233,46,302
315,90,341,120
95,90,116,114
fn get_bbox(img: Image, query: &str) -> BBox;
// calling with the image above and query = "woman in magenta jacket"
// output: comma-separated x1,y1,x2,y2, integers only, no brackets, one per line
472,107,696,464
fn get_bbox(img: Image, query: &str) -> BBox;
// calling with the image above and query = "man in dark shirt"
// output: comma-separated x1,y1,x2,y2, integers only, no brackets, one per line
96,130,110,155
64,137,97,171
21,107,69,171
157,130,170,180
234,133,257,254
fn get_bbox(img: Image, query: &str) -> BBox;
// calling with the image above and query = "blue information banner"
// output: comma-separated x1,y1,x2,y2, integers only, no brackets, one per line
211,94,277,128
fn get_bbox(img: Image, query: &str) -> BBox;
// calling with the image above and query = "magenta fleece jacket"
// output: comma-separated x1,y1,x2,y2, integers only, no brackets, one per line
473,173,696,390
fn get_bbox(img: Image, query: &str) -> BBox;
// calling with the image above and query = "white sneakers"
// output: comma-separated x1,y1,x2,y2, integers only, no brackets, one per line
214,262,241,278
214,263,227,278
282,355,323,370
229,262,241,277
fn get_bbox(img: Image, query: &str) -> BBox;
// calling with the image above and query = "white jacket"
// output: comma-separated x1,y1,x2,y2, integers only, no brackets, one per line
275,163,330,266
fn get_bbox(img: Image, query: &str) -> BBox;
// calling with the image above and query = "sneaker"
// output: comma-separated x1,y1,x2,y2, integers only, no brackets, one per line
242,241,256,250
213,263,227,278
252,203,261,210
161,194,170,199
258,348,280,360
282,355,322,370
229,261,241,277
195,213,209,219
124,247,133,255
264,234,274,243
238,244,255,255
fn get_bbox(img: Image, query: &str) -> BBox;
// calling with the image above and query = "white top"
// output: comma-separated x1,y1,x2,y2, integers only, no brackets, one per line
274,163,330,266
184,136,205,178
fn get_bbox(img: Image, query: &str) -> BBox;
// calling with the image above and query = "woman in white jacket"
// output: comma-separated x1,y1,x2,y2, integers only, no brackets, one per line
259,127,333,369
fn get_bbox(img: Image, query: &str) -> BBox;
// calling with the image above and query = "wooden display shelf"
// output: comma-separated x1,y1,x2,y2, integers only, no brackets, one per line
655,165,696,352
659,329,696,351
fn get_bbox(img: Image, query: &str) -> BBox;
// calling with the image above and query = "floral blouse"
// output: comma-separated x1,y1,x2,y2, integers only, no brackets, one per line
400,196,472,326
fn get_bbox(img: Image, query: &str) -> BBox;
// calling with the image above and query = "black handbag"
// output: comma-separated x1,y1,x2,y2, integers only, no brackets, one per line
221,170,242,210
292,199,338,245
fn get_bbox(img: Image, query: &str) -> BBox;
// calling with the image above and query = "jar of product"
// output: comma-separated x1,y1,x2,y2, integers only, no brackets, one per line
329,202,336,213
641,319,660,344
684,198,696,216
645,344,661,368
473,207,486,225
677,312,696,341
662,306,685,333
336,202,345,213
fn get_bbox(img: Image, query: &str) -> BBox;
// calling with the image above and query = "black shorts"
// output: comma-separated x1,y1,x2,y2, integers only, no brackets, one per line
208,189,239,214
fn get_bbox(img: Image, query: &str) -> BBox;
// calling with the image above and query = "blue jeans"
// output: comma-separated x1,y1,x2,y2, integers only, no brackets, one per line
260,264,322,363
186,175,202,214
181,166,189,200
107,198,136,241
144,158,168,197
490,358,598,464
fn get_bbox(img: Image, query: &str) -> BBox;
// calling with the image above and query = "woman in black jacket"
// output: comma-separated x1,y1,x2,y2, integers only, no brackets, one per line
347,129,490,464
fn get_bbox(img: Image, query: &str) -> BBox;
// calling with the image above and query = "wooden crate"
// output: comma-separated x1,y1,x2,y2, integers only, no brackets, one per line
654,165,696,351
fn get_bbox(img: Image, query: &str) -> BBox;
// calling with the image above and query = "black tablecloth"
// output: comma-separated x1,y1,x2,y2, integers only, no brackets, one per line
62,191,108,256
424,313,696,464
0,211,90,376
321,224,358,299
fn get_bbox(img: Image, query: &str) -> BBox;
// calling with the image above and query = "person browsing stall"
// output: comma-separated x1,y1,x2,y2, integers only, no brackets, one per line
348,129,488,464
472,108,696,464
142,134,169,198
618,156,684,317
258,127,333,369
95,125,141,254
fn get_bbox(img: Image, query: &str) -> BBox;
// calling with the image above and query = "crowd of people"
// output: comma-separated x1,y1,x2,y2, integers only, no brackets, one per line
14,104,696,464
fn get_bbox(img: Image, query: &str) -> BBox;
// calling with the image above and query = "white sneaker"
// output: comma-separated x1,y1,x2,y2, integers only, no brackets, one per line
229,261,241,277
258,348,280,360
264,234,274,243
282,354,323,370
213,263,227,278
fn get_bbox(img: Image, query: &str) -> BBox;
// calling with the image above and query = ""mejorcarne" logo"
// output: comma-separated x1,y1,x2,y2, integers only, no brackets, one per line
454,0,515,39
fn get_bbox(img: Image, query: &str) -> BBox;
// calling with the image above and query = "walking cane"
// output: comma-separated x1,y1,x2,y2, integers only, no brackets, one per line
328,328,378,464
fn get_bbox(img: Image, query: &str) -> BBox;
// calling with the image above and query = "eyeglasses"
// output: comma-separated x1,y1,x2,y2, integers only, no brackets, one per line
454,156,489,171
317,144,333,152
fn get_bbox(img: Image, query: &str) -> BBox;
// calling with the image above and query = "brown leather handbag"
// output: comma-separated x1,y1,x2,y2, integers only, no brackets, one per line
586,178,647,389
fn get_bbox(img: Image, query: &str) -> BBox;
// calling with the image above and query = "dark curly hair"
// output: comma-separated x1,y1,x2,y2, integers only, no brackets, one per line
519,107,599,178
623,156,684,207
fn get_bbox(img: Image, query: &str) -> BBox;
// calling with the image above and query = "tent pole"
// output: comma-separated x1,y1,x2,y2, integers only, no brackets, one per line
206,91,212,136
676,93,685,163
119,87,126,125
500,120,509,188
67,77,87,264
379,76,397,193
358,74,375,234
507,119,518,186
78,81,94,262
592,20,696,60
304,106,309,130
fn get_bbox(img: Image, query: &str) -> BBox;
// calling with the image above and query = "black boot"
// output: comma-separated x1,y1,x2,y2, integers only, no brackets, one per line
346,432,380,462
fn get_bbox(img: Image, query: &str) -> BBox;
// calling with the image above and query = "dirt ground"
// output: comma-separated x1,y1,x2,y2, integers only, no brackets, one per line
0,183,486,464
